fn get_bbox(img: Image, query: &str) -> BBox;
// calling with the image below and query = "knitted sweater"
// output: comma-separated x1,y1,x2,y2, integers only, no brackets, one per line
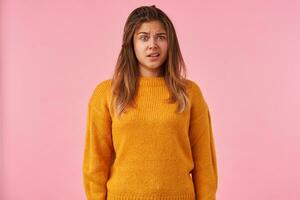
82,76,218,200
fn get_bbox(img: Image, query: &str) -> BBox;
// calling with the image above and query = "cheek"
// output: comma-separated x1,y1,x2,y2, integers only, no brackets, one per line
161,43,168,55
134,43,146,56
133,46,142,59
159,41,168,49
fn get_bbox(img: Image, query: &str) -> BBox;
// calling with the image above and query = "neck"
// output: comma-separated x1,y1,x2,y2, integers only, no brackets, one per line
138,76,166,87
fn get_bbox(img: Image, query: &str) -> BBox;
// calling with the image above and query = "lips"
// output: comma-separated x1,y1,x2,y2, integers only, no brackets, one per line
147,52,160,57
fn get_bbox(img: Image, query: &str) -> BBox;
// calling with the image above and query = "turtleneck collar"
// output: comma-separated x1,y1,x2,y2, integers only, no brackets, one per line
137,76,166,87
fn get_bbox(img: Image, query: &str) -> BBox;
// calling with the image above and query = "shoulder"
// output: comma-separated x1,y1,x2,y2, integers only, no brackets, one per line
94,78,112,92
185,78,207,109
185,79,204,98
88,78,112,107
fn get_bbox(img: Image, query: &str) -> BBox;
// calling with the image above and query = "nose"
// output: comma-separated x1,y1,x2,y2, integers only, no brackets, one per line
149,36,158,49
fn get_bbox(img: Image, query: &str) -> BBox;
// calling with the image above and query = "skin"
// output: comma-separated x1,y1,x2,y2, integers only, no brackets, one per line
133,20,168,77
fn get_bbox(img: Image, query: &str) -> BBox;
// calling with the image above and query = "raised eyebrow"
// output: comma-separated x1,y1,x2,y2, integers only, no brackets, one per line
137,32,167,35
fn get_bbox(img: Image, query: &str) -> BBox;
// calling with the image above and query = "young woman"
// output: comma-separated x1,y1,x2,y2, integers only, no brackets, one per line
83,5,218,200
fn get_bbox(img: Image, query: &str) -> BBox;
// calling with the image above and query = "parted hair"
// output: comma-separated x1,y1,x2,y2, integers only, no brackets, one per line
110,5,190,118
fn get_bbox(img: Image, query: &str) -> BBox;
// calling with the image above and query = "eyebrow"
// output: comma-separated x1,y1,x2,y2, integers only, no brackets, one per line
137,32,167,35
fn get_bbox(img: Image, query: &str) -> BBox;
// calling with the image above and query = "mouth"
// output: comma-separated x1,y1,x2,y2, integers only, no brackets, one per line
147,52,160,58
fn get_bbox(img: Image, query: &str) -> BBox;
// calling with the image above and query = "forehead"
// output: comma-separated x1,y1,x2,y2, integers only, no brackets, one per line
135,20,166,35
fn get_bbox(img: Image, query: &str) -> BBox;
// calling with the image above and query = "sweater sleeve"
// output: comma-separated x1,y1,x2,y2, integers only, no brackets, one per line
82,83,115,200
189,82,218,200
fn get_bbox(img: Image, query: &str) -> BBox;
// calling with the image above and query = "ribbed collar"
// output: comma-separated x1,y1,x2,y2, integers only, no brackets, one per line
138,76,166,87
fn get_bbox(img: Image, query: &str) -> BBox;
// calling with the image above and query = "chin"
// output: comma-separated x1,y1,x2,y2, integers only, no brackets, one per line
146,64,162,69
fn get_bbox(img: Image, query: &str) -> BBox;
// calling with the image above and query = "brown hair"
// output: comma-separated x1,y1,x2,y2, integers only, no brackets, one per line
110,5,190,118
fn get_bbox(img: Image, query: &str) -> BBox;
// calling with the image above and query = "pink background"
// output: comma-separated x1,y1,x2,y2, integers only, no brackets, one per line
1,0,300,199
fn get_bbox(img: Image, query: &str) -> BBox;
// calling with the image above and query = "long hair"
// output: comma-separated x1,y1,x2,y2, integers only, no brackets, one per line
110,5,190,118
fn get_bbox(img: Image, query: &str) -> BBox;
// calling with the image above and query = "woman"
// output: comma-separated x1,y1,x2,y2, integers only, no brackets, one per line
83,5,218,200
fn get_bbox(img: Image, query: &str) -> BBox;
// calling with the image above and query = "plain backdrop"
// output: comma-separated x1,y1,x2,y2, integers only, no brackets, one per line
1,0,300,199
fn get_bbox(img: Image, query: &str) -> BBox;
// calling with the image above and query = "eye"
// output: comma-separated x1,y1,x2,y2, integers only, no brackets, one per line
139,35,166,41
140,36,148,41
158,36,166,40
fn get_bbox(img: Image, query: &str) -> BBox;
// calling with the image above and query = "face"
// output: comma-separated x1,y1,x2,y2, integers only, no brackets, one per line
133,20,168,77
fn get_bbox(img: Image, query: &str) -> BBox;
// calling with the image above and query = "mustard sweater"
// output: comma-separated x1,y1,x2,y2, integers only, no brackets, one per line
82,76,218,200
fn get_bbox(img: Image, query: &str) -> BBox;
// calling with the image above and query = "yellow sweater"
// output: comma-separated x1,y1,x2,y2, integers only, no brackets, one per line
82,76,218,200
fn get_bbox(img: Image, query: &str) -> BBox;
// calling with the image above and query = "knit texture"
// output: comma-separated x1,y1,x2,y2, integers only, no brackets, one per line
82,76,218,200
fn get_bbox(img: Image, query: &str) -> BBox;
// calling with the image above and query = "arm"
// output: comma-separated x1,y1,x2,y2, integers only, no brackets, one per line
189,83,218,200
82,83,115,200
